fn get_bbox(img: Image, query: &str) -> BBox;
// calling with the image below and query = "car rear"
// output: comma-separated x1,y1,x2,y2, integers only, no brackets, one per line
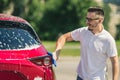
0,45,54,80
0,14,55,80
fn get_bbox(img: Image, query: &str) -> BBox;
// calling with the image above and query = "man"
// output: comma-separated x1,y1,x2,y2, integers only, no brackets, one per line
53,6,119,80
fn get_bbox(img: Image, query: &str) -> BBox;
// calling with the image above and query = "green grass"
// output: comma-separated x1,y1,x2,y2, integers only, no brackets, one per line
42,41,80,56
42,40,120,56
116,40,120,56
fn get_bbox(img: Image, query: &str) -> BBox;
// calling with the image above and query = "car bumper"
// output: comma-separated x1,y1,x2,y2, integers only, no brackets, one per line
0,60,55,80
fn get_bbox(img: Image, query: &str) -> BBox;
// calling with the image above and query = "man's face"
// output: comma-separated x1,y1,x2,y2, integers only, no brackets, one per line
86,12,101,30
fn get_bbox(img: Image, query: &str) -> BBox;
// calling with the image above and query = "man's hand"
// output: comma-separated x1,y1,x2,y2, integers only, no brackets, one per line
53,49,61,61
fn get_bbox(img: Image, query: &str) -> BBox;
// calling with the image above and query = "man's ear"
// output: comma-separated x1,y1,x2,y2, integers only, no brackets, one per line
99,18,104,23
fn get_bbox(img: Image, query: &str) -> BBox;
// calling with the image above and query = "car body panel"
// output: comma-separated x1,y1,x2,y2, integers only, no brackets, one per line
0,45,47,59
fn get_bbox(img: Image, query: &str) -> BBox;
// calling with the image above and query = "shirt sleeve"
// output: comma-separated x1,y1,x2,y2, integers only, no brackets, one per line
106,37,118,57
71,27,86,41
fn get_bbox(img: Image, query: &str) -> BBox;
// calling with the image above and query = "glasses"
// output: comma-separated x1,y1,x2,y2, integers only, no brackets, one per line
86,17,99,22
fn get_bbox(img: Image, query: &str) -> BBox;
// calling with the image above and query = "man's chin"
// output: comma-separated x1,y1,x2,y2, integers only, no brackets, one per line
88,26,93,29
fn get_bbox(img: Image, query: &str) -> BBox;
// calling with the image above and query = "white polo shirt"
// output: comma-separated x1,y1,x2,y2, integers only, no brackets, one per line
71,27,117,80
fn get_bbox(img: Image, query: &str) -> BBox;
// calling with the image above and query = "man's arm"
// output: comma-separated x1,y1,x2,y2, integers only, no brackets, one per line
110,56,119,80
53,32,73,60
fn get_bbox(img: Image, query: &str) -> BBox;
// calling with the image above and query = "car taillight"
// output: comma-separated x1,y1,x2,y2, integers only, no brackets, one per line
28,55,52,67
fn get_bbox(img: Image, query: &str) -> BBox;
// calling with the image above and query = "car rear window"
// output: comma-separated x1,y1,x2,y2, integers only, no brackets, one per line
0,28,40,50
0,21,41,50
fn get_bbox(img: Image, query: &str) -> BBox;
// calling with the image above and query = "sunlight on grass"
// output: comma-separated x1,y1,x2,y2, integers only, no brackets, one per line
42,40,120,56
42,41,80,56
116,40,120,56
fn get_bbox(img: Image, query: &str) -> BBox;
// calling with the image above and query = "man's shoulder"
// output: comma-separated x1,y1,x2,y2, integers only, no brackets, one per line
103,30,113,38
102,29,115,42
74,27,88,32
79,26,88,29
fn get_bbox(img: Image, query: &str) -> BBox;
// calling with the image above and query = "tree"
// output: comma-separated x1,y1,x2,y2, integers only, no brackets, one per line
38,0,97,40
0,0,13,13
0,0,111,41
103,3,111,30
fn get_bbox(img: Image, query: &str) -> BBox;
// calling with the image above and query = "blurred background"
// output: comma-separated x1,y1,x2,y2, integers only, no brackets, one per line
0,0,120,41
0,0,120,80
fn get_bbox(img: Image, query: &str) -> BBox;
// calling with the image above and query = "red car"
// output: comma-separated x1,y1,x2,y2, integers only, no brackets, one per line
0,14,55,80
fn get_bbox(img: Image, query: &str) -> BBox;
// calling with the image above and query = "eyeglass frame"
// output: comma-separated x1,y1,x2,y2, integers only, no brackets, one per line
86,17,100,22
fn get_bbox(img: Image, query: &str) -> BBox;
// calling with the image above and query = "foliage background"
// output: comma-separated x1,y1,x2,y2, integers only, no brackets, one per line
0,0,114,41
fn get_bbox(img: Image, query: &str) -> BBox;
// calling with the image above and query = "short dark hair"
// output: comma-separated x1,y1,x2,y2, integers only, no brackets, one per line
87,6,104,17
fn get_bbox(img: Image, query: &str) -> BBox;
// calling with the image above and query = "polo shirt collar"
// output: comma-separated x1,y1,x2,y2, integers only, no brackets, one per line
87,27,104,36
